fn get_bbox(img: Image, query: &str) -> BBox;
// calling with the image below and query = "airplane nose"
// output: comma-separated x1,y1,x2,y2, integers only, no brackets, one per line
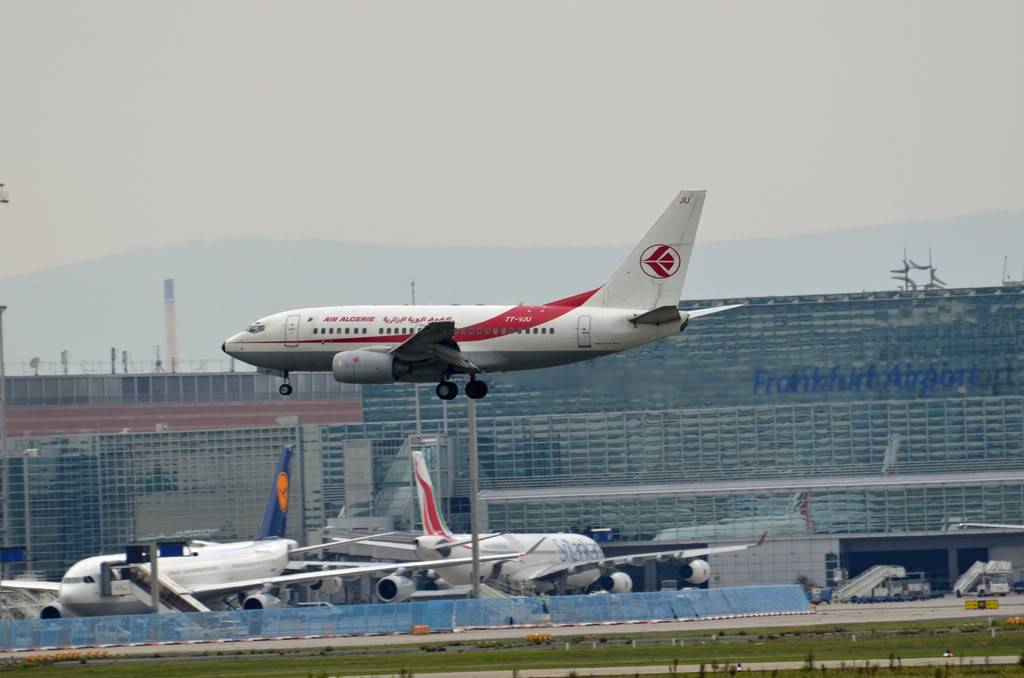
221,342,226,354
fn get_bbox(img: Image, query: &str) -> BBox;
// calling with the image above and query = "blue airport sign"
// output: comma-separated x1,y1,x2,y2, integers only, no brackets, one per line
753,363,980,397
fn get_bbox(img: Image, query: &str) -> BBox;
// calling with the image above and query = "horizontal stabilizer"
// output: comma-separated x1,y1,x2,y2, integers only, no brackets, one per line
629,306,682,326
685,303,746,319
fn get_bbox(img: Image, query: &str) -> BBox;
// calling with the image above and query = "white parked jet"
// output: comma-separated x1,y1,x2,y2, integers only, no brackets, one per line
1,446,523,618
374,451,764,601
222,190,741,400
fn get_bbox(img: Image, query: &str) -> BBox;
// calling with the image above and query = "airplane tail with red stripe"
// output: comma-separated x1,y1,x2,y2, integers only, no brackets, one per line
411,450,454,539
585,189,706,311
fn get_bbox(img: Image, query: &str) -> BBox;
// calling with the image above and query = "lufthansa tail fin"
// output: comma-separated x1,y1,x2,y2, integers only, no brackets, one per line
585,189,706,311
411,450,454,539
254,445,294,540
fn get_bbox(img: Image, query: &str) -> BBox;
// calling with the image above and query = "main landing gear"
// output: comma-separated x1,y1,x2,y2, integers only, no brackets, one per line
465,377,488,400
435,380,458,400
434,376,488,400
278,374,293,396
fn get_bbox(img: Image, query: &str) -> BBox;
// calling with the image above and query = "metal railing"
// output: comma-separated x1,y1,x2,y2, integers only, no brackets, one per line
0,585,810,651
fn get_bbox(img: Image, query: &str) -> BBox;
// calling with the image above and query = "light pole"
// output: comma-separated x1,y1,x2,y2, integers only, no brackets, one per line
22,449,36,569
468,397,480,598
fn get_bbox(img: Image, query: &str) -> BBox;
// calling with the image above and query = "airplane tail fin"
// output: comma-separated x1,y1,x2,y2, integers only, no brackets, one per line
254,445,294,540
882,435,901,475
411,450,454,539
584,189,706,310
785,491,814,532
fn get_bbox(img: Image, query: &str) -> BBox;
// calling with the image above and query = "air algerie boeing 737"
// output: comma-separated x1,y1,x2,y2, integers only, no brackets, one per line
1,447,524,618
373,451,765,600
222,190,742,399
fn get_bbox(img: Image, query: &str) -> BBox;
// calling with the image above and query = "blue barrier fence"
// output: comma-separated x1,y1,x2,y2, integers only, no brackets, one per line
0,585,809,651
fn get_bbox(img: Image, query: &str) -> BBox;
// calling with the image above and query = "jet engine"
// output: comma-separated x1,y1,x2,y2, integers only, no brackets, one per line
680,559,710,585
41,602,71,619
594,571,633,593
376,575,416,603
310,578,342,595
415,535,453,560
332,350,411,384
242,593,283,610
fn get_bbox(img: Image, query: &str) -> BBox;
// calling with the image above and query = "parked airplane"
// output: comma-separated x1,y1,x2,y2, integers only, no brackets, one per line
1,447,523,618
653,434,904,542
373,451,764,601
653,492,813,543
222,190,741,400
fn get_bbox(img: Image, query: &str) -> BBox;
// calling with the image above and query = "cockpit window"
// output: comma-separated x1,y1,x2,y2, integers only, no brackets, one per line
247,322,266,334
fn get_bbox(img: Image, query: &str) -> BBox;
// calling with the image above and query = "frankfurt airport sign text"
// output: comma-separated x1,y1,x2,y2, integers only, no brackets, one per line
752,364,979,397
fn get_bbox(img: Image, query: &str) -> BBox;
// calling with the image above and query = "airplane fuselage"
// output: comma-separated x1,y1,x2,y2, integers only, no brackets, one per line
224,300,681,381
56,540,295,617
418,532,605,593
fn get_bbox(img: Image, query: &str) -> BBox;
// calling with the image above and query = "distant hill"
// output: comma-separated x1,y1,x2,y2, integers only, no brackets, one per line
1,210,1022,371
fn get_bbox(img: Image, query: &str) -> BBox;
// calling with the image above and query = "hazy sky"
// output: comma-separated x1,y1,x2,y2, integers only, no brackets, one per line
1,1,1022,277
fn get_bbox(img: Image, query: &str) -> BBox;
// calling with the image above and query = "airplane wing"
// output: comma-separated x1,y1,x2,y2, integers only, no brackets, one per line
1,579,61,593
188,550,524,597
523,534,766,583
389,321,483,374
288,532,396,557
684,303,746,319
958,522,1024,530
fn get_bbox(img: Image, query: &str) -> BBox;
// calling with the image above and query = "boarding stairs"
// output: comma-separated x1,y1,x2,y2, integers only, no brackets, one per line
834,565,906,602
954,560,1012,596
124,566,210,613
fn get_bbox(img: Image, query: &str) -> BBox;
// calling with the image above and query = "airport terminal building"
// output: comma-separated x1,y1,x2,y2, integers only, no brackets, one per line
2,285,1023,591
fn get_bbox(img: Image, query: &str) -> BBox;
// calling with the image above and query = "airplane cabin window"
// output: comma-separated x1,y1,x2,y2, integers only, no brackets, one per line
541,328,547,334
313,328,318,335
345,328,350,334
550,328,555,334
533,328,538,334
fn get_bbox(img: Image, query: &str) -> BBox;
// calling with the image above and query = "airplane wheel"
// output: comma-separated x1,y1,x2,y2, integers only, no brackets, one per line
435,381,458,400
466,380,488,399
279,383,293,396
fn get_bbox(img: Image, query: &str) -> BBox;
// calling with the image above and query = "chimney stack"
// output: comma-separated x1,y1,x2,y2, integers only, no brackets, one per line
163,279,178,373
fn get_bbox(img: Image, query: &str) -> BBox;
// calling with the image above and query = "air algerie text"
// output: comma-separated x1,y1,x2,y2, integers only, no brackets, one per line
753,364,979,397
322,316,375,322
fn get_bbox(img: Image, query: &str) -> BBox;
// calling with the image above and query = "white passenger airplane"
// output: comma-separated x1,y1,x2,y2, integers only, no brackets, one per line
222,190,741,399
1,447,523,618
653,437,904,542
374,451,765,601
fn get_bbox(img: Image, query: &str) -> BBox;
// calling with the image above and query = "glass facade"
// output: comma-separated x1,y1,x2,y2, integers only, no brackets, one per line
3,371,359,406
4,286,1023,584
5,427,323,579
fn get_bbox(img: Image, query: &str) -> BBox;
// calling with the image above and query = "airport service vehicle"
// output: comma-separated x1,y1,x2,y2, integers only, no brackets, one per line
1,447,522,618
222,189,741,400
372,451,764,601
